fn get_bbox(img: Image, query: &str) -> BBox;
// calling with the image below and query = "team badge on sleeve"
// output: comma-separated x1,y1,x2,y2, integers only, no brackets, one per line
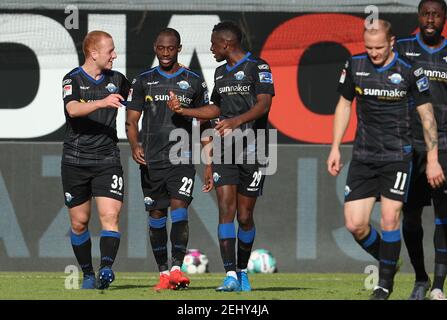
259,72,273,84
63,85,72,98
416,76,429,92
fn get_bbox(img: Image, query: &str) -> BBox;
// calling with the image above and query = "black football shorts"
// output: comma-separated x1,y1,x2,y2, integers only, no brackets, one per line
344,159,412,203
140,164,196,211
61,164,124,208
211,163,265,197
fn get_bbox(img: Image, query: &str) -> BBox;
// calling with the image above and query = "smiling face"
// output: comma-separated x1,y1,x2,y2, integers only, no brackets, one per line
418,1,446,44
154,33,181,70
364,29,395,67
91,36,117,70
210,31,228,62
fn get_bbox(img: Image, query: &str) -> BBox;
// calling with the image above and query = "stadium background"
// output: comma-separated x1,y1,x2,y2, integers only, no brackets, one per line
0,0,440,274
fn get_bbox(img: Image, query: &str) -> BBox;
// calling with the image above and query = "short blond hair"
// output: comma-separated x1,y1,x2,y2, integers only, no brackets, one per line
364,19,394,40
82,30,112,58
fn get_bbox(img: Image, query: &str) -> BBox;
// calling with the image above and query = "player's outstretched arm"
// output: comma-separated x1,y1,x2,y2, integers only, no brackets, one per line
66,93,124,118
417,102,445,188
214,94,272,136
167,91,220,119
327,95,352,176
126,109,146,165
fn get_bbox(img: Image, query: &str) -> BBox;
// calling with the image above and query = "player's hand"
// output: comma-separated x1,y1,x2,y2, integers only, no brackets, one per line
131,144,146,165
202,165,214,192
167,91,183,114
214,118,241,136
100,94,124,109
426,160,445,189
327,147,343,176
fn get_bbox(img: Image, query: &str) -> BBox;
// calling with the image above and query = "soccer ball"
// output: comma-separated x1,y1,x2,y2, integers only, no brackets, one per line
247,249,277,273
181,249,209,274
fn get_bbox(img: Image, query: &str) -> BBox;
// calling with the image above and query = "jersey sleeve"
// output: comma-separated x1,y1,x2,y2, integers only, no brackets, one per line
126,76,146,112
337,58,355,101
119,74,131,105
210,69,221,107
410,64,431,107
192,78,209,108
252,60,275,96
62,75,80,107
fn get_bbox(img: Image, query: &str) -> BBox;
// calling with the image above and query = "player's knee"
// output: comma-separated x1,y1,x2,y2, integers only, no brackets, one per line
380,215,400,231
99,211,120,230
345,221,369,239
71,222,88,234
237,215,254,229
149,209,167,219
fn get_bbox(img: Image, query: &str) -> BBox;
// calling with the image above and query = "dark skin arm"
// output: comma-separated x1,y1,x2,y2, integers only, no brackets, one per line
201,138,214,193
168,91,273,136
214,94,272,136
125,109,146,165
167,91,221,119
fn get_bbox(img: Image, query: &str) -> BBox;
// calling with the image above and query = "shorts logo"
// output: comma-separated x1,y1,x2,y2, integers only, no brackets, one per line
234,71,245,80
213,172,221,183
388,73,402,85
65,192,73,203
259,72,273,84
177,80,190,90
62,79,72,85
344,185,351,197
144,197,155,206
106,83,118,93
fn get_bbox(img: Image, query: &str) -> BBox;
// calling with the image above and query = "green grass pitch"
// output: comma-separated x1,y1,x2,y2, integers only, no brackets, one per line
0,272,422,300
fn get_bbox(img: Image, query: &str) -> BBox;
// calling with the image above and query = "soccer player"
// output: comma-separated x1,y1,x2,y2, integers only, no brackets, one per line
61,31,130,289
167,21,275,292
327,20,445,300
395,0,447,300
126,28,209,291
